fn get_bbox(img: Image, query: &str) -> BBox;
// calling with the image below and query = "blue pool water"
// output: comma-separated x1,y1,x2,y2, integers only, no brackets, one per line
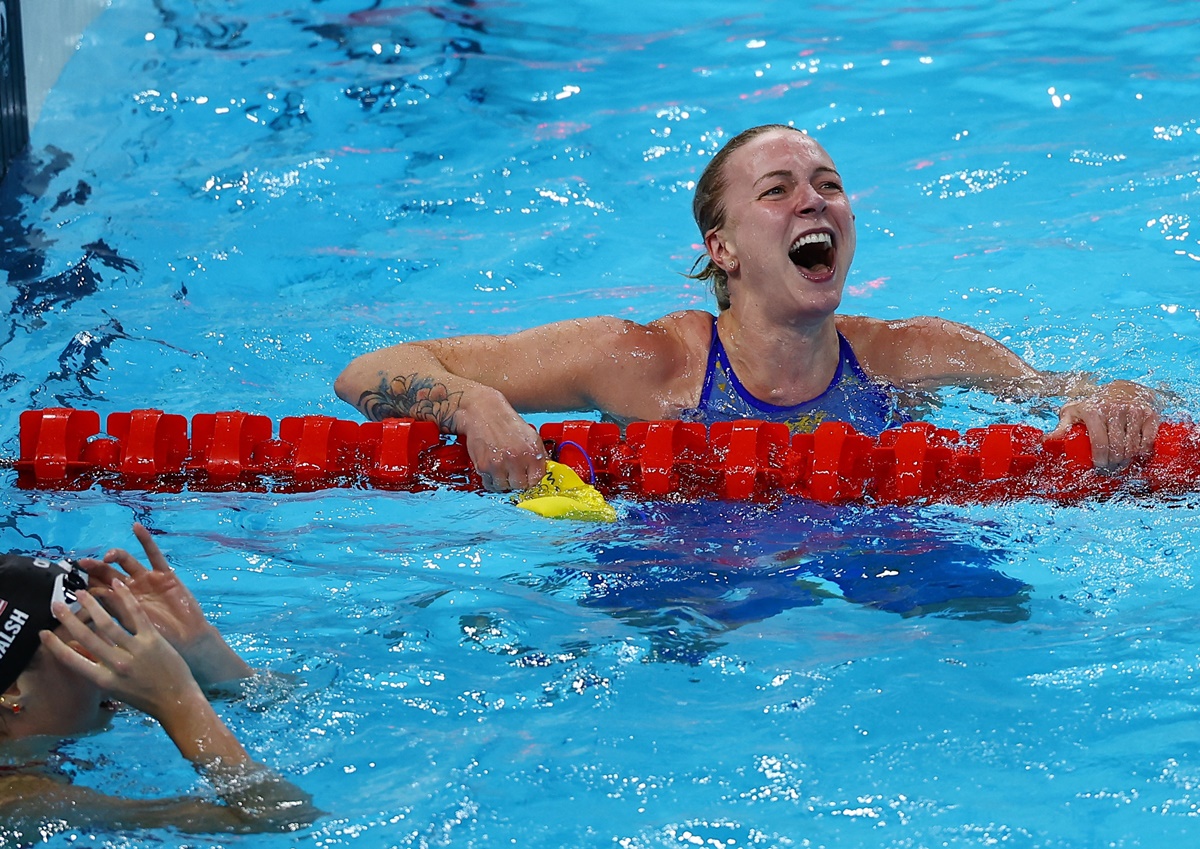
3,0,1200,845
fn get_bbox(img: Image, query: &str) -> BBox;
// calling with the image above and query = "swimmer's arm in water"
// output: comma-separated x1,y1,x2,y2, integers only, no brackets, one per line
81,523,252,689
840,314,1162,469
0,771,317,836
38,586,318,830
336,314,701,490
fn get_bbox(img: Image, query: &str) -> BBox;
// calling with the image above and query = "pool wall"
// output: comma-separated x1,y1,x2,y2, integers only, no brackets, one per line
0,0,106,177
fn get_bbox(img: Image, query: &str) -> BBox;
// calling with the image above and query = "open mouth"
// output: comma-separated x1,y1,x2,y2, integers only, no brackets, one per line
788,231,835,276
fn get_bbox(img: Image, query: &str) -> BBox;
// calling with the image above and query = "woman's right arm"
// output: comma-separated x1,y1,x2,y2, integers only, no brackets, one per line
335,334,551,491
335,316,700,490
39,586,319,832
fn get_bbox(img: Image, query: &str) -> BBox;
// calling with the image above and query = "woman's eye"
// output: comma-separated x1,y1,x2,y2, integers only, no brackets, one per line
762,185,786,197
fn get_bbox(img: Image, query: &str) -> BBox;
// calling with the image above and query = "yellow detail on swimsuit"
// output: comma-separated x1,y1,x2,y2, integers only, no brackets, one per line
684,316,908,436
515,461,617,523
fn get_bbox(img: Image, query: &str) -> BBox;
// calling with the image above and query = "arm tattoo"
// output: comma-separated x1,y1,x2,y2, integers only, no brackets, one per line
357,373,463,431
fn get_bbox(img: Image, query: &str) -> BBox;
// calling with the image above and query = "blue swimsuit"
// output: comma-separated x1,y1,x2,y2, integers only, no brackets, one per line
682,317,908,436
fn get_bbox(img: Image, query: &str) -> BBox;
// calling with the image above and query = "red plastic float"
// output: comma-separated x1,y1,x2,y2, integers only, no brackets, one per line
11,407,1200,504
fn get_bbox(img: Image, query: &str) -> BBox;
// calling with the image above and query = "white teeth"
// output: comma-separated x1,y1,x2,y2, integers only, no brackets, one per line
790,232,833,252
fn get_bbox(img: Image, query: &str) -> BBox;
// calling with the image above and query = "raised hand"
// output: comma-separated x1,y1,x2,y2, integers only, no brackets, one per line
80,523,251,688
32,585,317,833
42,585,254,772
41,585,208,720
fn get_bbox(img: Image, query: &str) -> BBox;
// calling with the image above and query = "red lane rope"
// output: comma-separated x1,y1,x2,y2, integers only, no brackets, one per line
11,408,1200,504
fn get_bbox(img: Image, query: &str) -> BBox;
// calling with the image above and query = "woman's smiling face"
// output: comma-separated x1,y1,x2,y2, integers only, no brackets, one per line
705,129,857,319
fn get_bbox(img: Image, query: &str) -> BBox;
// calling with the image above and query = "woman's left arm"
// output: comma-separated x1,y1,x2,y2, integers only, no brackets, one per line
40,587,318,830
80,524,252,689
840,315,1162,470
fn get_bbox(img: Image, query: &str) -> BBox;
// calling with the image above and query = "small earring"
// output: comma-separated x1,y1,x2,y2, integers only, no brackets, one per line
727,259,738,270
0,698,21,715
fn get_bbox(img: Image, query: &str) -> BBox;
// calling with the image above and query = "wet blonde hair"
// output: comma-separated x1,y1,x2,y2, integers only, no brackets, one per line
686,123,805,310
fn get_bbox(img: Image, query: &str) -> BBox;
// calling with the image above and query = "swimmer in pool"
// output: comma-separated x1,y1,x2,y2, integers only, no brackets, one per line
335,123,1162,491
0,524,317,839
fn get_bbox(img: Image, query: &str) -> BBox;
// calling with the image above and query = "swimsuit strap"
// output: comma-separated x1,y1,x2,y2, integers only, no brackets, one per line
696,315,723,409
690,314,907,435
702,315,850,413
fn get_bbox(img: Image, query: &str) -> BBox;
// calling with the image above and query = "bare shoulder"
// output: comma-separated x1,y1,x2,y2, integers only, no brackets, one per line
837,313,959,344
834,314,932,376
836,314,1033,384
526,310,710,369
489,309,712,421
646,309,716,357
584,310,715,418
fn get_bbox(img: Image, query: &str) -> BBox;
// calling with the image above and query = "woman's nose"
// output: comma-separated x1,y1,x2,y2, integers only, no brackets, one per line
795,184,826,216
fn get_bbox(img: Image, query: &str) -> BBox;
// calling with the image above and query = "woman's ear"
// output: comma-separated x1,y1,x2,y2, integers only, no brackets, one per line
704,229,739,274
0,684,23,718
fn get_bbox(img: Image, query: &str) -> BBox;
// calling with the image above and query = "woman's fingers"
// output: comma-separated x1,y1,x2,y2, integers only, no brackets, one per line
469,424,547,492
132,523,174,574
78,557,125,589
478,460,546,493
1053,392,1161,472
1140,413,1161,458
53,584,149,665
1098,405,1128,468
97,582,153,639
103,546,148,579
92,581,142,635
100,525,174,578
49,593,123,670
1117,408,1141,465
1092,404,1159,469
78,591,135,650
39,628,100,679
